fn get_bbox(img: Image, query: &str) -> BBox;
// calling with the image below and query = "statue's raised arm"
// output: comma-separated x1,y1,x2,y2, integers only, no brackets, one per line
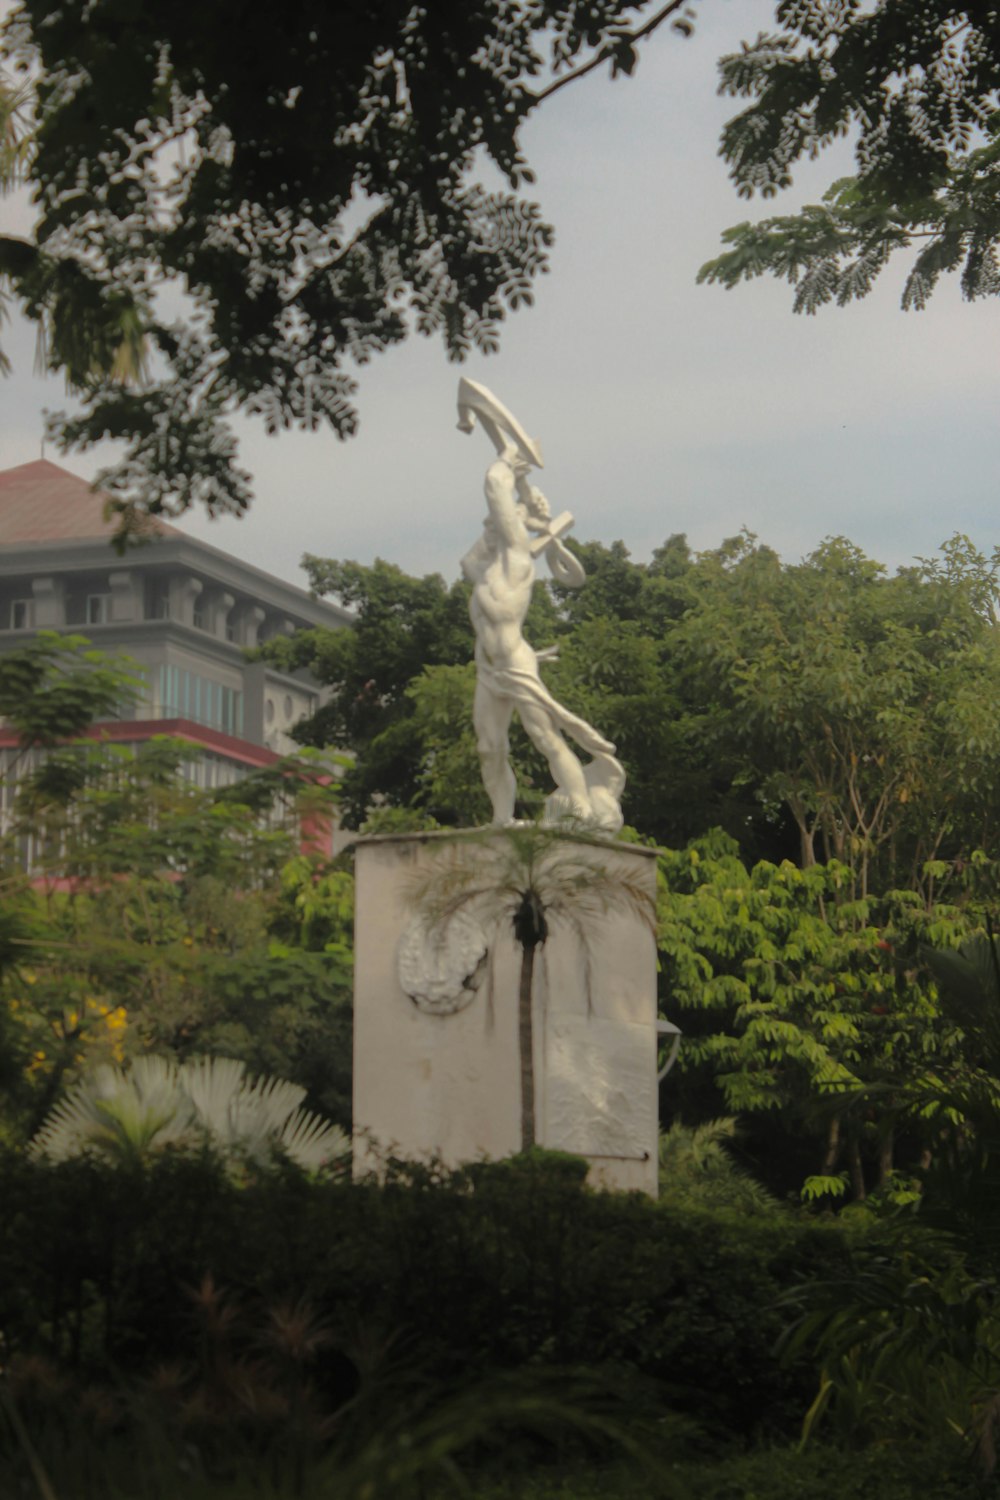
456,379,624,834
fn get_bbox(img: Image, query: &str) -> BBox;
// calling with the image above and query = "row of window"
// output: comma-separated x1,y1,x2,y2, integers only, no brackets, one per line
150,591,237,639
7,594,240,637
8,594,138,630
158,666,244,737
7,595,115,630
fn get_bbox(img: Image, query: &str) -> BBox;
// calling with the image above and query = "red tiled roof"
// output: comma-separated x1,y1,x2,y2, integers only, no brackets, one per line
0,460,183,545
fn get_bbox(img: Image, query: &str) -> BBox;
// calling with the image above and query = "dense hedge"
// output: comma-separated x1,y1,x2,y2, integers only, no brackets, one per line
472,1443,1000,1500
0,1150,854,1440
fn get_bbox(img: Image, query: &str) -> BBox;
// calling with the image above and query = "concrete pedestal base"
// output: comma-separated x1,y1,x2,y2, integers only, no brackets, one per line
352,829,659,1196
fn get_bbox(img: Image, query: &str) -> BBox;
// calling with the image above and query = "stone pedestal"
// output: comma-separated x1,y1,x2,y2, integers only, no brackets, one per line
352,829,660,1195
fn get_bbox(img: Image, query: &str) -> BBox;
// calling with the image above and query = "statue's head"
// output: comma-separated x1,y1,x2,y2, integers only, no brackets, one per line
457,378,543,471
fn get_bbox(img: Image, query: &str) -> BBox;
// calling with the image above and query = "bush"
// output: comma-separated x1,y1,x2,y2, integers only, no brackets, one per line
463,1442,1000,1499
0,1147,861,1445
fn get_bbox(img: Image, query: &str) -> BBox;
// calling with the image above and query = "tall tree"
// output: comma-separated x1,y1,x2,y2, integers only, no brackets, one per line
271,532,1000,876
700,3,1000,312
657,829,976,1203
671,533,1000,897
1,0,697,537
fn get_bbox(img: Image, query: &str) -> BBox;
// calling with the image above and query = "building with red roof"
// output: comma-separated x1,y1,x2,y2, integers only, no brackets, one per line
0,460,349,850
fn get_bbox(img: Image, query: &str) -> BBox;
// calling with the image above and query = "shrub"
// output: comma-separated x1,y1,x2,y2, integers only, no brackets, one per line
463,1442,1000,1499
0,1149,855,1442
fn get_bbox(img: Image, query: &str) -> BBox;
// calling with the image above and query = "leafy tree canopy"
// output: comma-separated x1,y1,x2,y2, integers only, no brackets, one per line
1,0,694,538
261,554,559,826
1,733,354,1144
0,630,139,745
278,531,1000,882
657,827,984,1205
700,3,1000,312
671,531,1000,897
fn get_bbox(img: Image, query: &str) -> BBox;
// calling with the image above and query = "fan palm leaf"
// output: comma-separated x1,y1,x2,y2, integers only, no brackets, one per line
30,1056,349,1173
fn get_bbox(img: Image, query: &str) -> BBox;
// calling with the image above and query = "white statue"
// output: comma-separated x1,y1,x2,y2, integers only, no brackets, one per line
457,378,625,834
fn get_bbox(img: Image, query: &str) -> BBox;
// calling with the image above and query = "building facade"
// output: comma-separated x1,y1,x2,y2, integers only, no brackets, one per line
0,459,348,827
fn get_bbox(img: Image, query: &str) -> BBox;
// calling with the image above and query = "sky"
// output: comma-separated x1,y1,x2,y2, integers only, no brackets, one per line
2,0,1000,596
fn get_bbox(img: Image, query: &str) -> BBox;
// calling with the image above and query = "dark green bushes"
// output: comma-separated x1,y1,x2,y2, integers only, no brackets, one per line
471,1442,1000,1499
0,1149,852,1442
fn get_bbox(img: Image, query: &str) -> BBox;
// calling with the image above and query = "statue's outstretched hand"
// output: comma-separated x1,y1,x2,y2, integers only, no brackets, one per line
546,536,586,589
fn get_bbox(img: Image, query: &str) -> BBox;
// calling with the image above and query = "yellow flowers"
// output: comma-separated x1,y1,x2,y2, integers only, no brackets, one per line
8,992,129,1079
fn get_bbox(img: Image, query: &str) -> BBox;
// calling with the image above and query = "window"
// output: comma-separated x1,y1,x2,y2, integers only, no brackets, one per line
192,603,205,630
86,594,111,625
9,599,32,630
157,664,242,735
147,586,170,621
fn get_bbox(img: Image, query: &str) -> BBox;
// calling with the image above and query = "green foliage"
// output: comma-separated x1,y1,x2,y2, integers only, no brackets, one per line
359,804,444,836
703,6,1000,311
658,1118,783,1216
0,738,355,1142
409,826,656,951
778,1235,1000,1474
29,1055,349,1174
262,555,563,827
405,663,493,826
284,533,1000,873
271,854,355,958
882,926,1000,1252
0,631,140,745
470,1443,999,1500
0,68,30,190
669,533,1000,895
657,830,978,1200
1,2,692,534
1,1312,674,1500
260,559,473,825
0,1149,853,1442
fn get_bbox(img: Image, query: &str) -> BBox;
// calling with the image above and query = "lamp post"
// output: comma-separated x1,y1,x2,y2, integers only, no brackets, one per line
656,1018,682,1081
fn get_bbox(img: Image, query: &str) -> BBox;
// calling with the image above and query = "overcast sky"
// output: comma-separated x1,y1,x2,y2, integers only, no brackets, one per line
3,0,999,595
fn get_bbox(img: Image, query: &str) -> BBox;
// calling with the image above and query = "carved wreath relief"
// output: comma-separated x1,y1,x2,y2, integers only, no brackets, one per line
397,911,489,1015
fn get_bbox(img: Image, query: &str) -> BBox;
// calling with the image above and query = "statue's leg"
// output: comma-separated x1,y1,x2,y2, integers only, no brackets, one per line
518,703,590,820
474,682,517,825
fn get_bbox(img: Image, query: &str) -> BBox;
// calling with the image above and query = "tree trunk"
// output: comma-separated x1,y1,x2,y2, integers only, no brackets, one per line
793,808,815,868
821,1115,842,1174
518,944,536,1150
878,1127,894,1189
846,1132,866,1201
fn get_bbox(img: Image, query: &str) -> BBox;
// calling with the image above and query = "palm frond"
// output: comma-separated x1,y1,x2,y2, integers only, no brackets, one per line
658,1117,781,1214
407,828,655,945
30,1055,350,1172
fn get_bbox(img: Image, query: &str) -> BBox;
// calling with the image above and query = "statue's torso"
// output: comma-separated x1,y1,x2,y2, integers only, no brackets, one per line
469,546,535,671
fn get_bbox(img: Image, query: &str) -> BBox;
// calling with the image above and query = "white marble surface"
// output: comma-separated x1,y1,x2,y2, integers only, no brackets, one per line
353,829,659,1195
457,380,625,834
